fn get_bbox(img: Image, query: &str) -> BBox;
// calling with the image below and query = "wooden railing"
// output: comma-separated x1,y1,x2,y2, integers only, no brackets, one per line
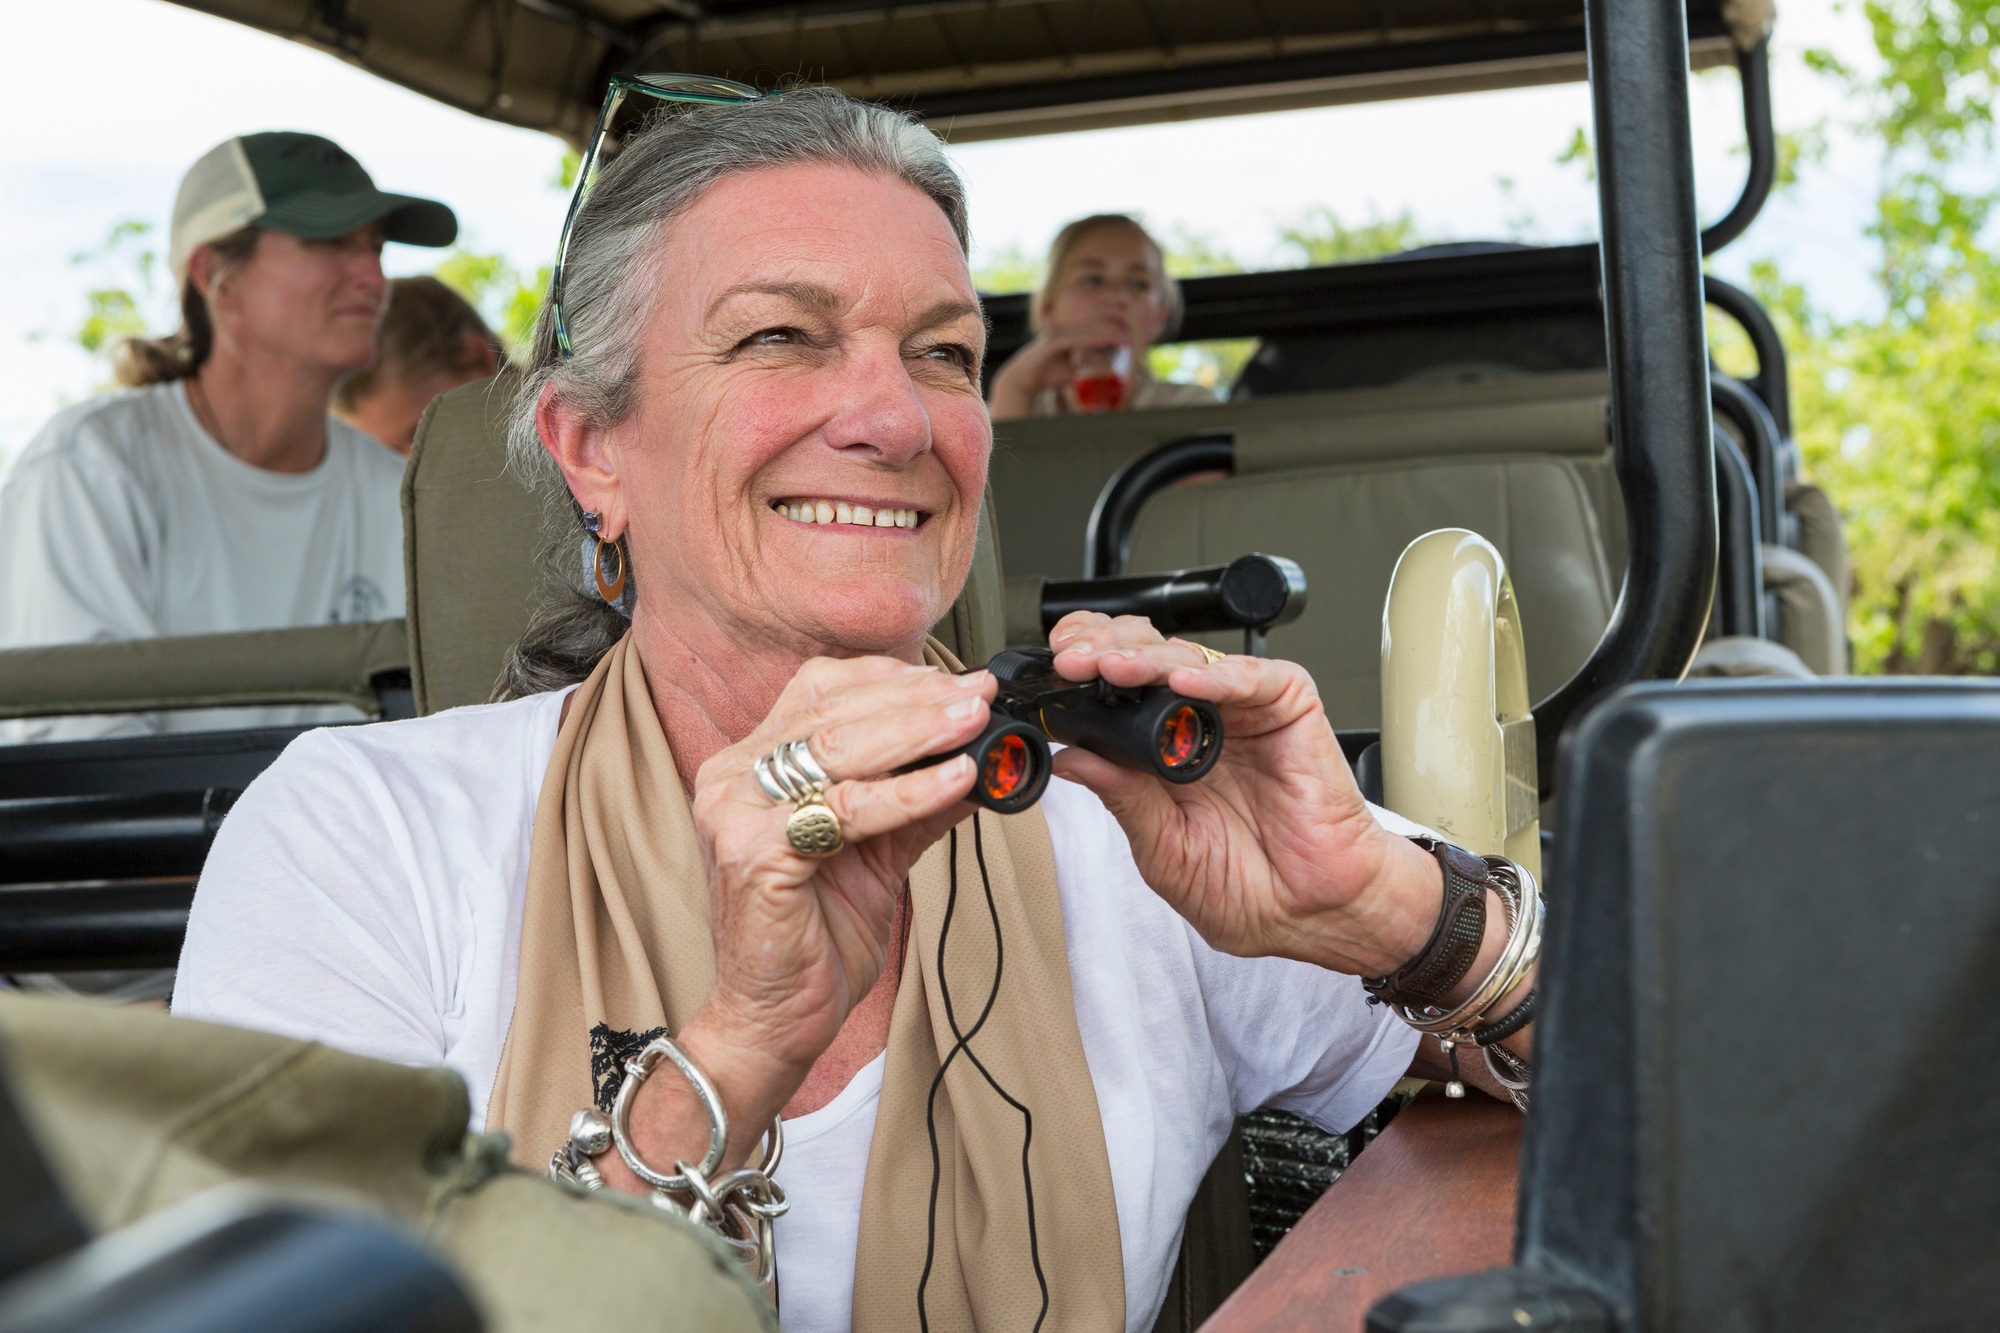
1202,1088,1522,1331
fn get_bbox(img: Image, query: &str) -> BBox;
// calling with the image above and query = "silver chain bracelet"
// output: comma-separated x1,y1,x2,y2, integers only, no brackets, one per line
549,1033,789,1294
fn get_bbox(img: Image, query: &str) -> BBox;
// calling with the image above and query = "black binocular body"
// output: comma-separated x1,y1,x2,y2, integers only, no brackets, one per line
922,648,1223,813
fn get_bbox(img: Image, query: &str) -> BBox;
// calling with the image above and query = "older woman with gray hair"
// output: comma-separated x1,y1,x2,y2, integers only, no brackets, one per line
175,85,1540,1332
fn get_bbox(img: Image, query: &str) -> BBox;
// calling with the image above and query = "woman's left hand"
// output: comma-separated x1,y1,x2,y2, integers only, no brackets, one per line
1045,613,1441,978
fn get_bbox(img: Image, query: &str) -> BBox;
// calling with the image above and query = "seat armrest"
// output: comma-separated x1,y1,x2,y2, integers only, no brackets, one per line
0,622,411,721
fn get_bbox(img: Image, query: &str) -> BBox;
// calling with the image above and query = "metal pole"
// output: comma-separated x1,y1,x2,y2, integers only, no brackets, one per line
1706,274,1794,441
1699,40,1776,254
1711,431,1766,640
1711,374,1786,543
1532,0,1718,794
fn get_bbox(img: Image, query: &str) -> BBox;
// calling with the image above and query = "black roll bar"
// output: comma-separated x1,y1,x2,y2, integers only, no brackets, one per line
1531,0,1718,796
1699,40,1776,255
1712,431,1766,640
1083,433,1235,579
0,883,194,973
1041,555,1306,637
0,790,235,886
1705,275,1795,441
1710,375,1786,543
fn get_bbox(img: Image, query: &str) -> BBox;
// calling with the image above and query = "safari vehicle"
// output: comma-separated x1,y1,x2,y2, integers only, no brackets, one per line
0,1,1992,1330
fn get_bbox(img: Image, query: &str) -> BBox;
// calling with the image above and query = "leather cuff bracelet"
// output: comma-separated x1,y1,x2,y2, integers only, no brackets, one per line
1363,836,1491,1010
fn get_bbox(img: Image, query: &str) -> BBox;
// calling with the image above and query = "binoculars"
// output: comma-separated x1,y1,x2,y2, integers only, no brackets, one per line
922,648,1224,813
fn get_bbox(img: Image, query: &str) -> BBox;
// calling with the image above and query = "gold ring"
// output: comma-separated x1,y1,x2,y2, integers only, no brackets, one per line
1191,642,1228,665
786,801,844,857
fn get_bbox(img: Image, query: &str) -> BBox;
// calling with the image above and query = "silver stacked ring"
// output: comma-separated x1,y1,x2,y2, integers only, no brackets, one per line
756,737,845,857
756,738,829,804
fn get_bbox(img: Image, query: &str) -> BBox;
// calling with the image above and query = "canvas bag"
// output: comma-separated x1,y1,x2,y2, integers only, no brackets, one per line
0,995,774,1333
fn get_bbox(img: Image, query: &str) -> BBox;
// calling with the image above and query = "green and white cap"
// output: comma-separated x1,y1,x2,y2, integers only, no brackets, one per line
169,131,458,278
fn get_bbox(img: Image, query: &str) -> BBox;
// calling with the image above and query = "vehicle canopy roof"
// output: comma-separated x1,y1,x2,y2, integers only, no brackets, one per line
167,0,1771,144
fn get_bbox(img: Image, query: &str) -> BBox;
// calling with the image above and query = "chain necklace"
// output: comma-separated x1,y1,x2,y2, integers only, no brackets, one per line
184,374,230,453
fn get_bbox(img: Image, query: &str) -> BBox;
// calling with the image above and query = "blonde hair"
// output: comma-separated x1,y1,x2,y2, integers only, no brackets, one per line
335,276,502,413
1030,213,1183,341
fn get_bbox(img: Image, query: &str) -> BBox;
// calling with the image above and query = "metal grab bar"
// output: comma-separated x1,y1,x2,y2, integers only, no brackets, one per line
1380,530,1541,876
1711,374,1786,544
0,790,235,887
1705,274,1794,442
0,882,194,972
1712,431,1767,640
1084,434,1234,579
1699,39,1776,255
1528,0,1719,797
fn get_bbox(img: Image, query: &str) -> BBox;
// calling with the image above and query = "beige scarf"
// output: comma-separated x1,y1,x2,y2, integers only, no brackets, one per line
487,633,1125,1330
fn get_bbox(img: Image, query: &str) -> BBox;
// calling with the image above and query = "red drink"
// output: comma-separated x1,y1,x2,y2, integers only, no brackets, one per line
1072,374,1128,412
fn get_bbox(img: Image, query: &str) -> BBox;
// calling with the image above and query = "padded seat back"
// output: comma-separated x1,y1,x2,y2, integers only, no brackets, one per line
989,372,1620,583
402,376,544,715
1110,374,1619,728
403,376,1006,714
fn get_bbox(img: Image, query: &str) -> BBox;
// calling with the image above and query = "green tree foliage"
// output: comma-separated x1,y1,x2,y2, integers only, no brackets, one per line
56,220,171,383
970,242,1042,294
432,248,549,361
1771,0,2000,671
430,148,580,360
1277,206,1423,265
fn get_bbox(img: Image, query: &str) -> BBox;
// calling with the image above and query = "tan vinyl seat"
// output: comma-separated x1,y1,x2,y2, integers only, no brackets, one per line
402,374,1007,715
995,374,1620,730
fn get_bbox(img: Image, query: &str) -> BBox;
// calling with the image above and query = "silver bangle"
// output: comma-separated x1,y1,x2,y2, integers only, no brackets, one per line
1385,855,1542,1104
1485,1041,1533,1112
1391,857,1543,1038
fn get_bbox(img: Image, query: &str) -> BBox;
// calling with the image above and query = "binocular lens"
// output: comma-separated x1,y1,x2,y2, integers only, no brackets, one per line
954,717,1051,813
1157,703,1213,770
982,733,1034,802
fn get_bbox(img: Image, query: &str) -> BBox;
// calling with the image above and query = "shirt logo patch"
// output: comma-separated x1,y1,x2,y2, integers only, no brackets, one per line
329,576,386,624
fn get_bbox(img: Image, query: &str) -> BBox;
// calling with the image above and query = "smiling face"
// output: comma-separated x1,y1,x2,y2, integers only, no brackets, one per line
201,223,389,374
551,163,990,662
1039,223,1172,348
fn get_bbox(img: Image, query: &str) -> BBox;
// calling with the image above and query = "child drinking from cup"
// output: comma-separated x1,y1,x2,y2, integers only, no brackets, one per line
987,214,1221,420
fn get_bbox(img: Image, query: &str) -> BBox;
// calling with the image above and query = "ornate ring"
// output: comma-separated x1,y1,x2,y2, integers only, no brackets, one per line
786,800,844,857
1188,641,1228,665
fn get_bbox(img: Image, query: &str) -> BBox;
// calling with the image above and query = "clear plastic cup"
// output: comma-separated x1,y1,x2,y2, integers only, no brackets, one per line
1070,345,1133,412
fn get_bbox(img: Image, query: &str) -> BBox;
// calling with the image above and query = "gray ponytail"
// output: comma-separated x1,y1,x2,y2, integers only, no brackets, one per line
492,86,970,702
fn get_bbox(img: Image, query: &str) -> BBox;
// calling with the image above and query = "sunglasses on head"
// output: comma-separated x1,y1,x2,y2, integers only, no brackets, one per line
549,73,769,358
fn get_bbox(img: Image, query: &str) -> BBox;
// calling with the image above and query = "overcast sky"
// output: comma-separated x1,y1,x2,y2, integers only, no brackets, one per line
0,0,1885,468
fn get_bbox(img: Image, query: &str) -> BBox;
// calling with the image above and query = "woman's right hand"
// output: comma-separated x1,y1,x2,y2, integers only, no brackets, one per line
987,320,1132,420
610,657,995,1183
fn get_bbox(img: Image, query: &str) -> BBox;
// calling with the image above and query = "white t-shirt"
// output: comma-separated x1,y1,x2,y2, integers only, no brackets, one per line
174,690,1421,1333
0,380,407,741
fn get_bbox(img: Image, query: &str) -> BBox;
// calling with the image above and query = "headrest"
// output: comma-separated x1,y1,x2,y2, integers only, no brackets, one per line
403,374,544,714
1233,373,1610,475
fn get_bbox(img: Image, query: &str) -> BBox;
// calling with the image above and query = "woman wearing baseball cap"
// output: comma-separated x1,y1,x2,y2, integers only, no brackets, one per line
0,132,457,743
